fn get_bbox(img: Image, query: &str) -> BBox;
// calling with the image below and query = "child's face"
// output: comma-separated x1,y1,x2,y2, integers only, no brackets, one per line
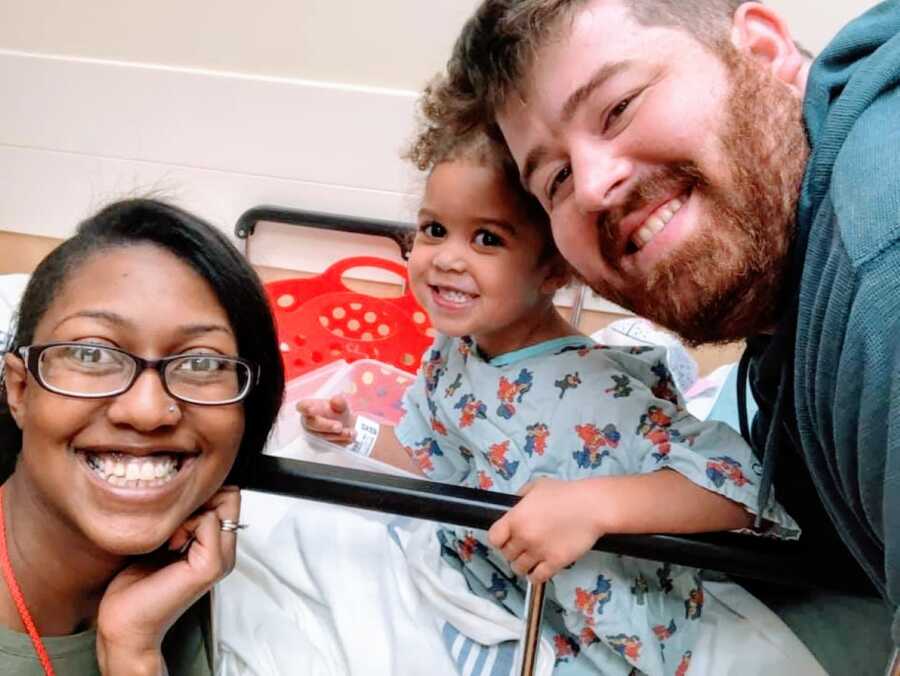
408,160,559,356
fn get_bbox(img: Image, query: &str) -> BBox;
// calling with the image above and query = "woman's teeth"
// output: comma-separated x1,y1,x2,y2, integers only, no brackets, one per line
631,196,685,250
85,452,180,488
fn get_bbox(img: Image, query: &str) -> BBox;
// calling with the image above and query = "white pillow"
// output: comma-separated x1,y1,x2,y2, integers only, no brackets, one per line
592,317,699,393
0,274,29,348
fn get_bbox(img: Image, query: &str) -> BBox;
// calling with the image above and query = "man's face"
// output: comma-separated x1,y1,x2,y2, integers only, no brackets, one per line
497,0,809,344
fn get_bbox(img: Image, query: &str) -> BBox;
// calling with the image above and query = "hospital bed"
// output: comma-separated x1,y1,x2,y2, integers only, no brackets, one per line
222,206,888,676
233,204,856,592
0,211,890,675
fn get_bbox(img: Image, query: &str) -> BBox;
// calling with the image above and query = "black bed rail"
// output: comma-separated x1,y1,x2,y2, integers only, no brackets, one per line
234,205,415,259
247,456,867,593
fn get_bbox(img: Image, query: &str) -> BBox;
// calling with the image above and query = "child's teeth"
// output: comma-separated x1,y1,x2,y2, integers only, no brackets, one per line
439,288,472,303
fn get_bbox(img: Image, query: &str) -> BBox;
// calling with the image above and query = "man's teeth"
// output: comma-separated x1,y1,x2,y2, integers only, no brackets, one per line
436,287,475,304
631,197,685,250
85,452,180,487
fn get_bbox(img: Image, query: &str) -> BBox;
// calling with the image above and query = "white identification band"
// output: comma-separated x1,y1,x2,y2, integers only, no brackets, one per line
347,415,380,458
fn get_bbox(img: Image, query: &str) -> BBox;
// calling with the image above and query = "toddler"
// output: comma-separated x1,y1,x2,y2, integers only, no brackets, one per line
299,129,800,675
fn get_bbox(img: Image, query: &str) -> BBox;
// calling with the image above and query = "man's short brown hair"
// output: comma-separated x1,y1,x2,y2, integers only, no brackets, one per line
433,0,746,140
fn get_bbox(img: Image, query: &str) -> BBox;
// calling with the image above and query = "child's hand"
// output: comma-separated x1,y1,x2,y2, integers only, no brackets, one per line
488,477,603,584
297,395,355,445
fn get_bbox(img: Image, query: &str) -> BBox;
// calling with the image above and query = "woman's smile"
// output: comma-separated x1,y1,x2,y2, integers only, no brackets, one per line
77,445,200,497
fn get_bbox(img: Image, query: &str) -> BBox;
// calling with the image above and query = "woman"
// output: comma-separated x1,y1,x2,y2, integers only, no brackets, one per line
0,199,284,674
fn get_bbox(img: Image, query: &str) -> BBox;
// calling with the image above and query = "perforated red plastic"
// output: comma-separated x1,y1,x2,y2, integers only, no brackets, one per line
265,257,433,380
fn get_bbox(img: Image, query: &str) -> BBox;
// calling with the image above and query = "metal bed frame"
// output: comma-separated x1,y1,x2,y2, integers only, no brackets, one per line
235,205,872,675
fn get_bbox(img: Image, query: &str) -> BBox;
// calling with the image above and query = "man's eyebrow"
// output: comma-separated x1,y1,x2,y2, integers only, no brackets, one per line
522,146,550,193
561,59,633,123
521,60,633,191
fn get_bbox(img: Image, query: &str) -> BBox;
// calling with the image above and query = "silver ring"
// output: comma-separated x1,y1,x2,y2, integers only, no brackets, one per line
219,519,248,532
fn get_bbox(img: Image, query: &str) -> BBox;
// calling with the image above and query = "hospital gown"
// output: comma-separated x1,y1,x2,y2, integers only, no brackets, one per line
395,334,799,676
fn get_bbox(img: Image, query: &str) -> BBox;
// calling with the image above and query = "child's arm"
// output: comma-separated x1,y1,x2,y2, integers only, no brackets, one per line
488,470,752,584
297,396,424,475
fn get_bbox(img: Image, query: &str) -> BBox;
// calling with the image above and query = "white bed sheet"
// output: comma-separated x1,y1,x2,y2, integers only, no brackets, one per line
213,424,825,676
213,432,462,676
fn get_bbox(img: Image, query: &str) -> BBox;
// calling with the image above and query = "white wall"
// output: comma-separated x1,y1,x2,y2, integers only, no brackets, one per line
0,1,880,91
0,0,883,301
0,0,479,92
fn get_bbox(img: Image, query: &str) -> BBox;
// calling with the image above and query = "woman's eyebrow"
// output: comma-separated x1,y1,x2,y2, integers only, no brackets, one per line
52,310,232,337
53,309,131,332
177,323,234,338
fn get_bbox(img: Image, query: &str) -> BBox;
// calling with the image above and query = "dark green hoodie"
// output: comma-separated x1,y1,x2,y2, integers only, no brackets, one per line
746,0,900,648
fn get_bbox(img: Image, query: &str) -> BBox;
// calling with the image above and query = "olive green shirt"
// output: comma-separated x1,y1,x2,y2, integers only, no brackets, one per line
0,596,212,676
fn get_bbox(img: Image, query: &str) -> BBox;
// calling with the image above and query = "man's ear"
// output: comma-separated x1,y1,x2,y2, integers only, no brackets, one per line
2,352,28,429
730,2,808,94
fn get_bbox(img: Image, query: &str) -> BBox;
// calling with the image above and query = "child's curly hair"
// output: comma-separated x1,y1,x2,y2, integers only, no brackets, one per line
406,75,513,175
406,73,565,268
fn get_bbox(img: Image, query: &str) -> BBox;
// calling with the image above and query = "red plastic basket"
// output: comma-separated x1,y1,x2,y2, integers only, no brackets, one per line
266,257,434,380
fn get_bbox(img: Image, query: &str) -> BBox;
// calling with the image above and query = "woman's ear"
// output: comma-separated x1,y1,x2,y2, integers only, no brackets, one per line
3,352,28,429
730,2,808,94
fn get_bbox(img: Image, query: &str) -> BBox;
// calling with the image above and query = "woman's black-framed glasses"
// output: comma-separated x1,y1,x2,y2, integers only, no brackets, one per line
16,342,258,405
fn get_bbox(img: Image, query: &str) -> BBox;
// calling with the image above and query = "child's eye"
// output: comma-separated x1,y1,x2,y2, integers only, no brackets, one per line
418,221,446,238
547,165,572,202
473,230,503,247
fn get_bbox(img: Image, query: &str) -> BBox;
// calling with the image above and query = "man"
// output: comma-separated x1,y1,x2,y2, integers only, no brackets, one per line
434,0,899,672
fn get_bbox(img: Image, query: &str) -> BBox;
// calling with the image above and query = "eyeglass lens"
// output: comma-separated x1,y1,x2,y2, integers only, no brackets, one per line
37,345,250,403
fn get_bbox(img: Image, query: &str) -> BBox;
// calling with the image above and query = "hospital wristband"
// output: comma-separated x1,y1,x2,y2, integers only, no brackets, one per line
347,415,380,458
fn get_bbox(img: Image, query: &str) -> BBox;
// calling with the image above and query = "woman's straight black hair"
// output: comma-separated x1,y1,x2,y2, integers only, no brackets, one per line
0,198,284,484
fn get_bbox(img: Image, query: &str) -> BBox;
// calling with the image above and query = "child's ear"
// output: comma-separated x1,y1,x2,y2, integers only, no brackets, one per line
2,352,28,429
540,258,573,296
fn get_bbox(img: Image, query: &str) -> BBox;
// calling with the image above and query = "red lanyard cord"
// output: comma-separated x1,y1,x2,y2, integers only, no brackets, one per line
0,485,55,676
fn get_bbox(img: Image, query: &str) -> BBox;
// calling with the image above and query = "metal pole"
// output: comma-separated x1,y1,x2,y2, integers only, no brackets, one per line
569,281,590,329
514,580,547,676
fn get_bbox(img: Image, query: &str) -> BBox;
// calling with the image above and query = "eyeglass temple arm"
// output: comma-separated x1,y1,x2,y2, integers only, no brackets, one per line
246,455,867,593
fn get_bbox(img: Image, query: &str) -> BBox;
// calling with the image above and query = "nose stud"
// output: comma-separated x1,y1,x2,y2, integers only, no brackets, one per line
168,403,178,414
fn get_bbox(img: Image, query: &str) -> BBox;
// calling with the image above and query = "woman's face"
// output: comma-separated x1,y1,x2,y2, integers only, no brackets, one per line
3,244,245,556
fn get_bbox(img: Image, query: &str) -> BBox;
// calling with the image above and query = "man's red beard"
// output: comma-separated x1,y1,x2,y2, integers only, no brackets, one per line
587,50,810,345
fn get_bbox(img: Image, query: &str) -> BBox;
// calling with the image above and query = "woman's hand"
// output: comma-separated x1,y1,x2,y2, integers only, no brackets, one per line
487,478,605,584
95,486,241,676
297,395,355,445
